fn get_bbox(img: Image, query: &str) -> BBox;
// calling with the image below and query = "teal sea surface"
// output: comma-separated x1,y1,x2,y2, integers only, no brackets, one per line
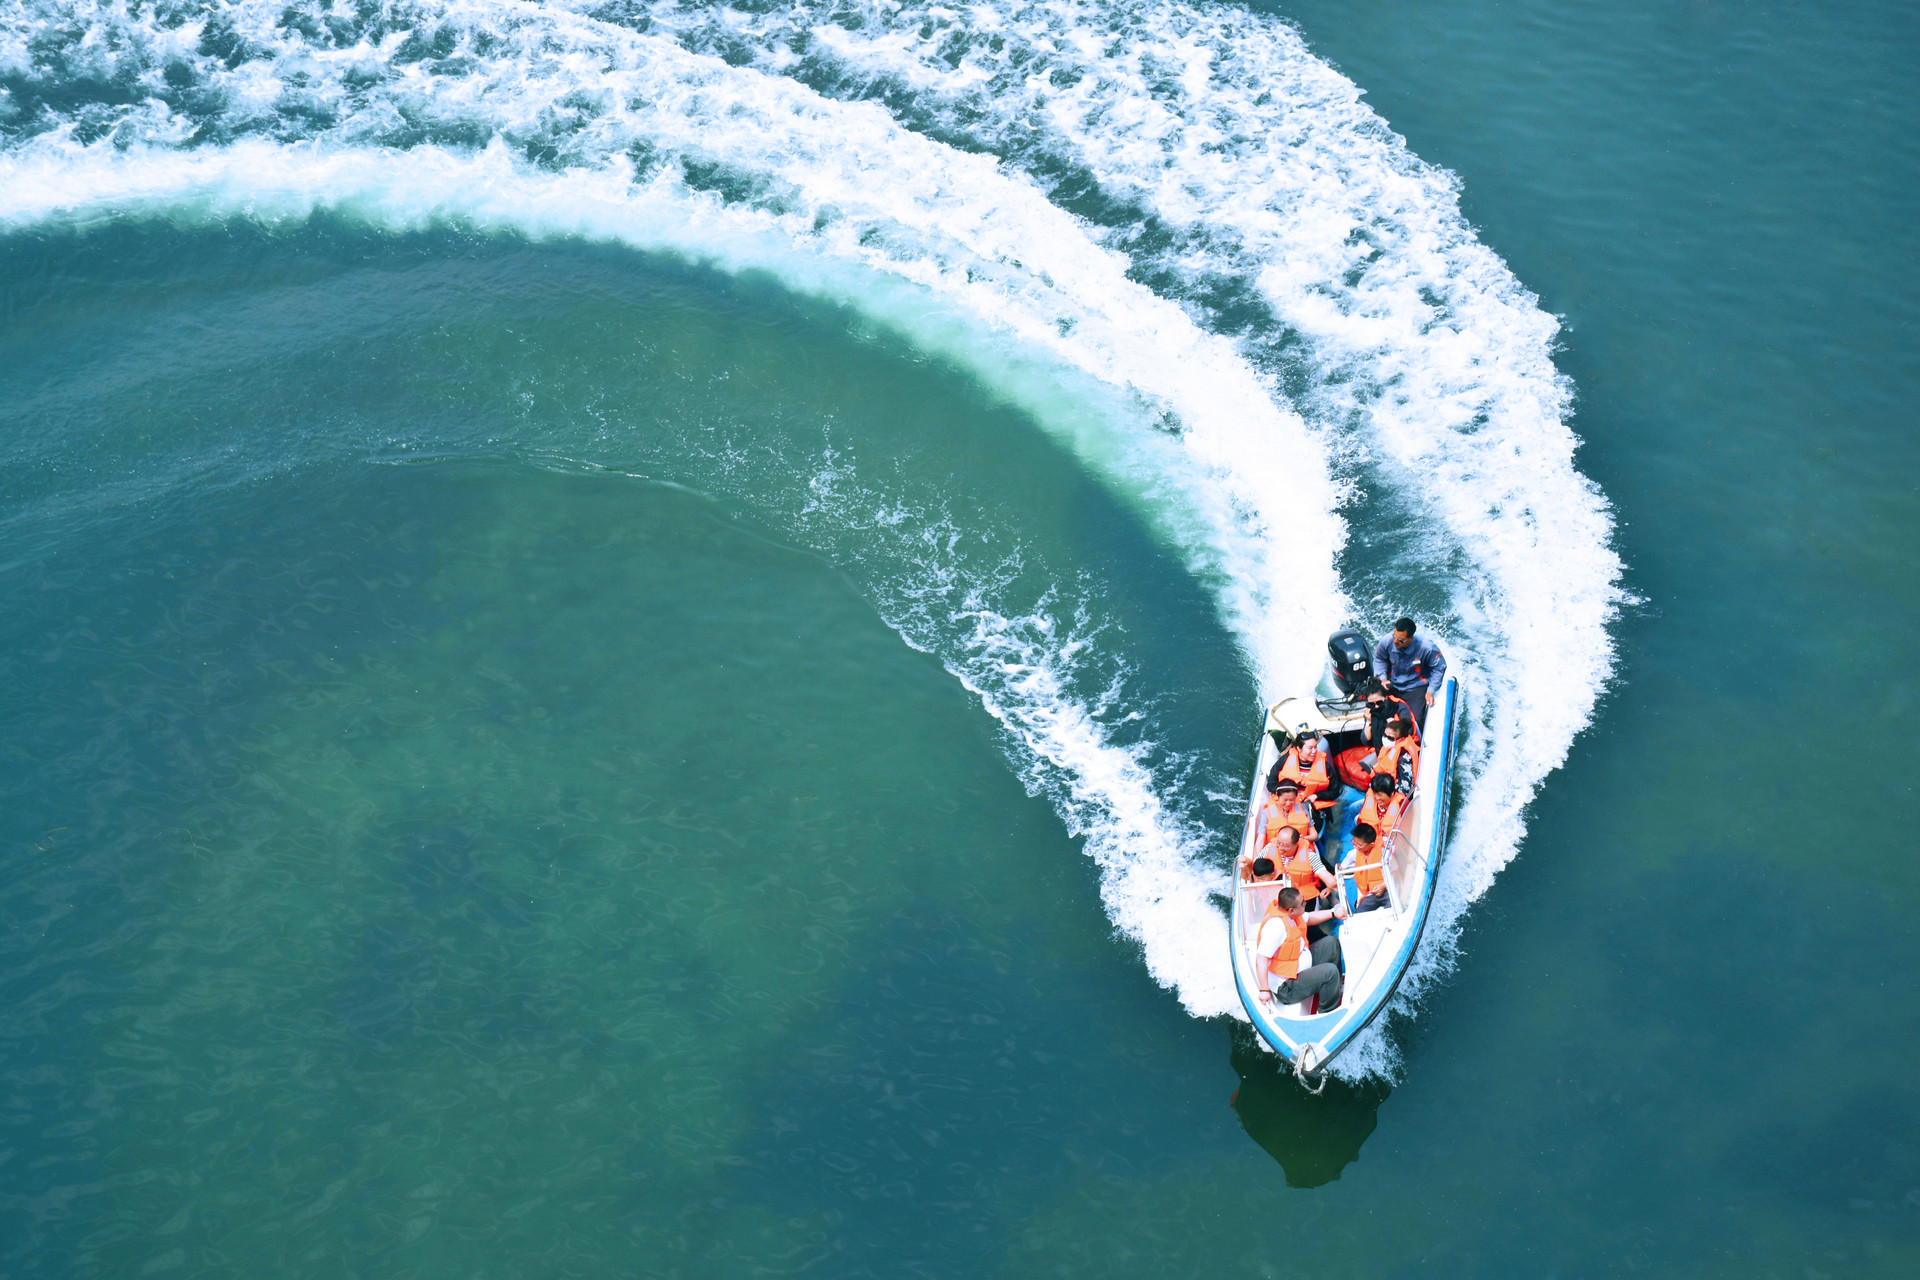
1,1,1916,1276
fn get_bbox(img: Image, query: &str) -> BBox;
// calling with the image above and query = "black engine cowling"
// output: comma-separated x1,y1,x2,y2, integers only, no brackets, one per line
1327,628,1374,696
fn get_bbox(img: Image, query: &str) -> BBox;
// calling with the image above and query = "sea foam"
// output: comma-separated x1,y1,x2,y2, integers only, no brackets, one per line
0,0,1622,1072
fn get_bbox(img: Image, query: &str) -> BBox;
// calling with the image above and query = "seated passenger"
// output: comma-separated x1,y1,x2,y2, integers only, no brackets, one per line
1258,781,1318,851
1253,887,1346,1011
1269,827,1337,910
1346,821,1390,913
1356,774,1407,843
1239,854,1281,884
1364,678,1420,750
1373,715,1420,799
1269,731,1339,813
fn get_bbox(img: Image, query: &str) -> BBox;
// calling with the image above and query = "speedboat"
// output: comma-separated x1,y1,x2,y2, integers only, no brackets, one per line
1228,629,1460,1081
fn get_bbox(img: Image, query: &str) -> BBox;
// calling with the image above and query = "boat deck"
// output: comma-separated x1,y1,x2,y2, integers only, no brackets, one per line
1229,677,1458,1074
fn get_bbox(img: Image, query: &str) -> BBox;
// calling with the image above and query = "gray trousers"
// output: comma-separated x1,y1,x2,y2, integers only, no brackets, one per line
1270,935,1343,1009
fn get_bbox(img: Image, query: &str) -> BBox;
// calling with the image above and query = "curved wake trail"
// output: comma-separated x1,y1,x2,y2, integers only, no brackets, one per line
0,0,1622,1071
643,0,1626,1062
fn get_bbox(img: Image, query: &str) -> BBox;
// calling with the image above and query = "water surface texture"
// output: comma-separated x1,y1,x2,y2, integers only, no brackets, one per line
1,1,1915,1276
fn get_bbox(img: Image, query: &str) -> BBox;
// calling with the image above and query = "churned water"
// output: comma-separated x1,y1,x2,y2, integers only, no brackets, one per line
1,1,1915,1277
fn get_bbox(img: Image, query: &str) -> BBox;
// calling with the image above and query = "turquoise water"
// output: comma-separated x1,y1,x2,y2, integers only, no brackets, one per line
2,1,1916,1276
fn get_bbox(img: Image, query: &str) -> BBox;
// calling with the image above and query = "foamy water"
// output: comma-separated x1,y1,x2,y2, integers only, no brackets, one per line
0,0,1621,1073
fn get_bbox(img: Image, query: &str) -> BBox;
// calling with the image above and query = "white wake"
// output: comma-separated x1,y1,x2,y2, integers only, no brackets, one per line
0,0,1622,1071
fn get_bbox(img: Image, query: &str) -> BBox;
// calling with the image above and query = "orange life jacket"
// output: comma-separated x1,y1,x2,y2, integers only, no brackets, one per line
1260,794,1317,848
1259,904,1309,980
1358,788,1407,842
1277,745,1334,808
1350,841,1386,898
1374,736,1420,793
1277,843,1325,900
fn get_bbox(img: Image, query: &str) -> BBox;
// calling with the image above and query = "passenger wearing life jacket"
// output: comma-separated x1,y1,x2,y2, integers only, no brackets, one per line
1239,854,1281,884
1364,678,1421,751
1269,731,1339,813
1356,774,1407,844
1346,821,1390,913
1252,886,1346,1010
1373,715,1420,799
1268,826,1337,911
1258,781,1319,852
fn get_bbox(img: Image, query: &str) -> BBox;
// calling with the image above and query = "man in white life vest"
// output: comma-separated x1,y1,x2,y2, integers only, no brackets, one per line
1254,886,1346,1011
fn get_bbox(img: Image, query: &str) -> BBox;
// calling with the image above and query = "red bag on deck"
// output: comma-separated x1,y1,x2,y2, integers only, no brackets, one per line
1336,745,1374,791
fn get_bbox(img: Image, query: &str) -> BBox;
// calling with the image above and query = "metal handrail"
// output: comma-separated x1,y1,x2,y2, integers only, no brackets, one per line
1382,827,1427,917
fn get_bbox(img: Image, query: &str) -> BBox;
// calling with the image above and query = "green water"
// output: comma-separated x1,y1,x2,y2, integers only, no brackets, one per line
2,227,1259,1276
3,0,1919,1276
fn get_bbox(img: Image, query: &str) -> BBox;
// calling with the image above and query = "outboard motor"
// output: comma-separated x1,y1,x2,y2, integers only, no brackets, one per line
1327,628,1374,697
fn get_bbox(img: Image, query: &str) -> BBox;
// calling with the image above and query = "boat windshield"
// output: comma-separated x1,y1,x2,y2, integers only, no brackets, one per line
1313,666,1368,716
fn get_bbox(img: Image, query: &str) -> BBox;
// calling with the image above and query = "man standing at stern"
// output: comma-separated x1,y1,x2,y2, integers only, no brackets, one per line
1373,617,1447,734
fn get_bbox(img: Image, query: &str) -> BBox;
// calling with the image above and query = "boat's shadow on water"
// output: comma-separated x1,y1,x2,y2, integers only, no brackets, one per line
1227,1024,1390,1187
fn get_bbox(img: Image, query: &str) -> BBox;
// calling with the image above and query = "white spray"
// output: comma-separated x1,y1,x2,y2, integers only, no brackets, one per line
0,0,1621,1072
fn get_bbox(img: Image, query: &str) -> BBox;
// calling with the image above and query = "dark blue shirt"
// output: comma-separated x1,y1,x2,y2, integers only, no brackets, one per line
1374,633,1447,693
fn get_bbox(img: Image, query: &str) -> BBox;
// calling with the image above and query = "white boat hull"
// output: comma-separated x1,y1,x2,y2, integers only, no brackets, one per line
1229,677,1460,1075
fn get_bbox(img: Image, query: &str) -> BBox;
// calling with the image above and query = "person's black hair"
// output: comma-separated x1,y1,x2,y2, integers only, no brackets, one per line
1277,887,1302,909
1393,616,1417,636
1370,774,1396,794
1351,822,1376,843
1389,715,1414,736
1275,827,1300,847
1274,780,1300,794
1251,857,1276,878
